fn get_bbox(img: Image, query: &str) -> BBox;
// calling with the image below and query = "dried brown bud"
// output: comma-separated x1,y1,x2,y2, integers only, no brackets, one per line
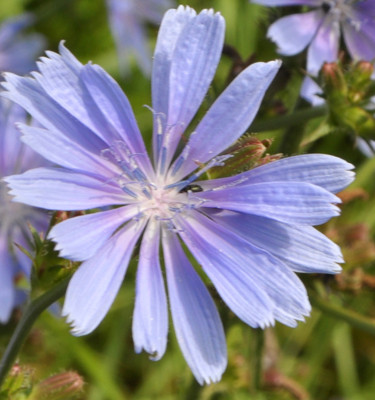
32,371,85,400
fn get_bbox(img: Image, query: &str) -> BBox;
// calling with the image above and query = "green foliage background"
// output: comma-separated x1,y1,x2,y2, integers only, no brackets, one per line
2,1,375,399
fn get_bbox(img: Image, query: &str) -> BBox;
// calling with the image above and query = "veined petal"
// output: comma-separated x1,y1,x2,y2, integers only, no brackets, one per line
210,210,343,274
132,220,168,361
176,217,275,328
171,60,281,180
34,46,95,134
198,154,354,194
80,64,154,178
162,228,227,385
193,181,340,225
152,6,196,161
153,8,225,169
176,210,310,327
49,206,140,261
343,18,375,61
5,167,127,210
1,73,107,155
26,43,153,178
17,124,116,178
63,219,146,336
307,16,340,74
267,11,323,56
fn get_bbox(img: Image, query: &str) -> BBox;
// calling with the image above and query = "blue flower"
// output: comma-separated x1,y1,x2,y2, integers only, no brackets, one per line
252,0,375,103
106,0,174,75
0,13,45,75
3,6,354,384
0,98,49,323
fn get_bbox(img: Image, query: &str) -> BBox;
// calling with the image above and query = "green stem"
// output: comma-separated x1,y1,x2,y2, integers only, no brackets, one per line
0,278,70,387
250,105,327,133
310,293,375,336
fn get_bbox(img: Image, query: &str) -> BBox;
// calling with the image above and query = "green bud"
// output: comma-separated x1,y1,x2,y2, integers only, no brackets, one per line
347,61,375,103
207,135,282,179
26,213,80,299
321,62,347,99
350,61,374,87
341,106,375,139
0,364,33,399
319,61,375,137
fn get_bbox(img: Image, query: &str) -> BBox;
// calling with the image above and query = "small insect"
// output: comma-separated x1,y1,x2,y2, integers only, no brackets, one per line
321,1,332,13
179,184,203,193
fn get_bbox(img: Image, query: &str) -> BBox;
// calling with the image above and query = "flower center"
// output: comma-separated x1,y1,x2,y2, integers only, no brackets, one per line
102,142,232,226
320,0,360,29
141,185,188,220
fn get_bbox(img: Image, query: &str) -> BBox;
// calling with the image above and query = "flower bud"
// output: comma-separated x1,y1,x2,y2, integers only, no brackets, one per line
31,371,84,400
207,135,282,179
341,106,375,139
1,364,33,396
321,62,347,95
347,61,375,103
352,61,374,85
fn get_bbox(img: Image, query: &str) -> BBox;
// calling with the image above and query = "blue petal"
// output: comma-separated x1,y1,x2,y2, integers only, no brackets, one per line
307,16,340,74
49,206,139,261
151,6,196,161
176,210,311,328
17,124,116,178
162,228,227,384
80,64,154,178
5,167,127,210
0,238,16,323
132,220,168,361
152,7,225,170
300,76,325,106
34,46,96,134
62,219,146,336
343,16,375,60
171,60,281,180
0,14,45,75
0,99,23,173
267,11,323,56
2,73,107,155
193,181,341,225
209,210,343,274
198,154,354,194
106,0,154,75
0,14,35,44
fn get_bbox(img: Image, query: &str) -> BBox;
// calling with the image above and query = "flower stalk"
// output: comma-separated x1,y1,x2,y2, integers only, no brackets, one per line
0,278,70,387
310,292,375,336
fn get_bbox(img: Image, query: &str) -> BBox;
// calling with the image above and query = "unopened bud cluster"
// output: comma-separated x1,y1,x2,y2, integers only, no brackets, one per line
207,135,282,179
320,61,375,139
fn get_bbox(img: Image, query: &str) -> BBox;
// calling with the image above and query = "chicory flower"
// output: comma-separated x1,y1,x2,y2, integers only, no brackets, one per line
2,6,354,383
0,98,48,323
106,0,174,75
253,0,375,103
